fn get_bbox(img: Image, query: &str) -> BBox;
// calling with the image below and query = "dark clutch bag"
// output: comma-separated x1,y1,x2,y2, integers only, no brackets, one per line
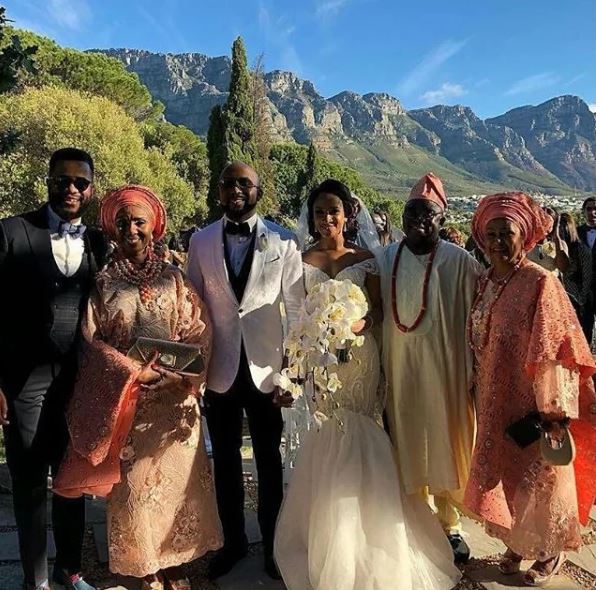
505,411,543,448
127,337,204,377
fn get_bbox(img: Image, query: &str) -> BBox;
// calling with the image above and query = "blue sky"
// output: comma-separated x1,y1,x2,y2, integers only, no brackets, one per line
5,0,596,118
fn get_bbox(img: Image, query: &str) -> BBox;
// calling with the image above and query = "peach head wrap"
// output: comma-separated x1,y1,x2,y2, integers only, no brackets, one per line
471,192,553,254
408,172,447,211
100,185,167,241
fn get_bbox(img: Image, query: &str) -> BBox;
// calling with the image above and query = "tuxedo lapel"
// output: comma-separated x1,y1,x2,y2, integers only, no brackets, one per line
240,217,268,307
22,205,55,287
578,224,596,254
212,219,237,303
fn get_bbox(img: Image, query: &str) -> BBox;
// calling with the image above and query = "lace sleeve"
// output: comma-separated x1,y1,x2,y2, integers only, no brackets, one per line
533,361,580,418
356,257,380,275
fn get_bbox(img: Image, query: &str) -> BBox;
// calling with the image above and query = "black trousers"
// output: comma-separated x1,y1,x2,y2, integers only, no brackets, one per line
2,362,85,587
204,354,283,556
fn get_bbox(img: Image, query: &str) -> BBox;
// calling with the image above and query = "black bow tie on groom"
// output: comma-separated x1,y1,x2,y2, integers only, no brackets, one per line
225,221,252,237
58,220,86,238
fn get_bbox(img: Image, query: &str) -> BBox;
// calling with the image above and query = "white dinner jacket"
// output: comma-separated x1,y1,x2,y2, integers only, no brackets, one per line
187,216,304,393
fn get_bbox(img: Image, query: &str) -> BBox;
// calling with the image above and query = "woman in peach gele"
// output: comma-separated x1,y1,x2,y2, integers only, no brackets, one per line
465,192,596,587
54,186,222,590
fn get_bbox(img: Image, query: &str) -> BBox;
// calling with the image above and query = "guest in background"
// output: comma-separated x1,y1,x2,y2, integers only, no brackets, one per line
577,197,596,344
439,226,465,247
526,207,569,276
465,235,489,268
466,192,596,587
167,232,187,268
372,208,402,246
0,147,104,590
54,185,221,590
559,212,592,341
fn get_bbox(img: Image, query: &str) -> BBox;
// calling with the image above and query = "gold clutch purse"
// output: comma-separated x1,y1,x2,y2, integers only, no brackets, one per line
127,337,204,377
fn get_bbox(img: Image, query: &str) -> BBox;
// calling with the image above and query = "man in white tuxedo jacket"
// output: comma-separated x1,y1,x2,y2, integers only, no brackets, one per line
187,161,304,580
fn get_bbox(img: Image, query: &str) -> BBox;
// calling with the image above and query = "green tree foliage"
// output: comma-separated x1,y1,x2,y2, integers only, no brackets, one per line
207,37,268,219
0,9,38,93
206,104,225,216
0,86,195,231
369,197,405,230
250,55,277,218
5,27,152,118
143,120,209,222
270,143,403,226
297,142,322,199
222,37,257,164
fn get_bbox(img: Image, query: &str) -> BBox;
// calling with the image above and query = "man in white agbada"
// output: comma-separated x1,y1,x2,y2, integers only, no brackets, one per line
381,173,483,563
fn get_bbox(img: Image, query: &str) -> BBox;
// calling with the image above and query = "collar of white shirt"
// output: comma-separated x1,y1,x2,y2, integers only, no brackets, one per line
224,213,258,233
47,205,83,235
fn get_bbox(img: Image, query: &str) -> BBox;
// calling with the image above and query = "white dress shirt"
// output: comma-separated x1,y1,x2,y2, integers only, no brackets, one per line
224,214,257,276
47,206,85,277
587,228,596,249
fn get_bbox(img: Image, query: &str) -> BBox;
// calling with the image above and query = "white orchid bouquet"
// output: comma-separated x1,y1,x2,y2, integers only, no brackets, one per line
273,279,368,401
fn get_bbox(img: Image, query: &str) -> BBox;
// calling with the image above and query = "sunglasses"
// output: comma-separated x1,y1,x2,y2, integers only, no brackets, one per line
47,175,92,192
403,208,442,223
219,177,259,190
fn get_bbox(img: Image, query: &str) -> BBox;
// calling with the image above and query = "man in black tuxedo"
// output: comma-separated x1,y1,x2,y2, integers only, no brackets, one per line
577,197,596,343
0,148,105,590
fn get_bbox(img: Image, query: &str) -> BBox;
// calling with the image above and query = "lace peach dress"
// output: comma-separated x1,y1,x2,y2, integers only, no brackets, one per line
54,265,222,576
465,261,596,559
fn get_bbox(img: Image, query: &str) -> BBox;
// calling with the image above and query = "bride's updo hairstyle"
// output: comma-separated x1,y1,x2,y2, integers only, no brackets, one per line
307,179,361,242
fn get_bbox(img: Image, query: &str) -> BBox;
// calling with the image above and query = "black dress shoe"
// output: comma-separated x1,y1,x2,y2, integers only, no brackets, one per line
447,533,471,564
264,553,282,580
207,545,248,579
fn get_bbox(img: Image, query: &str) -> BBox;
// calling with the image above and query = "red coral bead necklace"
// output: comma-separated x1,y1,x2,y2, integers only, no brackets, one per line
391,239,438,333
467,260,523,353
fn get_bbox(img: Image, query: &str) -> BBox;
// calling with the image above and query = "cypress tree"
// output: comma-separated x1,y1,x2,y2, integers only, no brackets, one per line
206,104,225,218
300,141,321,197
207,37,279,220
222,36,257,164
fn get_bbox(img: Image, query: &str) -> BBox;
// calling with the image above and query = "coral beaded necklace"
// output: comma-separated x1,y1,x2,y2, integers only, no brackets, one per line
391,240,438,333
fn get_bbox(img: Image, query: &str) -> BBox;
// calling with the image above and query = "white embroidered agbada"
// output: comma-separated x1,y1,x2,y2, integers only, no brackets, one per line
381,239,483,501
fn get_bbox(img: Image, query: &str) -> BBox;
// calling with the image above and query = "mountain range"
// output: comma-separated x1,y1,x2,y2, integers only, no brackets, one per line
100,48,596,198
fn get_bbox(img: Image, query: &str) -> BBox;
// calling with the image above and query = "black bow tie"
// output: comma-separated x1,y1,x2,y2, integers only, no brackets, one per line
58,220,86,238
225,221,252,237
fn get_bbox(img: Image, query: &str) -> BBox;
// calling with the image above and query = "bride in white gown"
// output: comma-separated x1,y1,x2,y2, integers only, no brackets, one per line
274,180,461,590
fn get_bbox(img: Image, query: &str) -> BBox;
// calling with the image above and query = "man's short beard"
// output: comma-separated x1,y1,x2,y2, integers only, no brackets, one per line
49,193,88,220
224,201,257,221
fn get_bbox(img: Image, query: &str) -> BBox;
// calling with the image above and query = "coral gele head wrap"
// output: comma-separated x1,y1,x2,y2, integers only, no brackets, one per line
100,185,167,242
408,173,447,211
471,192,553,254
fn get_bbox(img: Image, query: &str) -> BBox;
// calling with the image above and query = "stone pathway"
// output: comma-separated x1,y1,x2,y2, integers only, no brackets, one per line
1,461,595,590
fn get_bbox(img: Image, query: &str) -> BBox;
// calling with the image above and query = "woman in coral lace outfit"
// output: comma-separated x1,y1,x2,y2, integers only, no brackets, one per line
465,192,596,587
54,186,222,590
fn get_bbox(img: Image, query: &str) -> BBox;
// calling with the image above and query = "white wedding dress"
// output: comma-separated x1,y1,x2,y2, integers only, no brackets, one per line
274,259,461,590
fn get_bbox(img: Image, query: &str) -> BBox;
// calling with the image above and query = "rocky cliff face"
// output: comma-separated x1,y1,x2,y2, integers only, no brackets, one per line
100,49,231,136
98,48,596,192
408,105,552,177
488,96,596,190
